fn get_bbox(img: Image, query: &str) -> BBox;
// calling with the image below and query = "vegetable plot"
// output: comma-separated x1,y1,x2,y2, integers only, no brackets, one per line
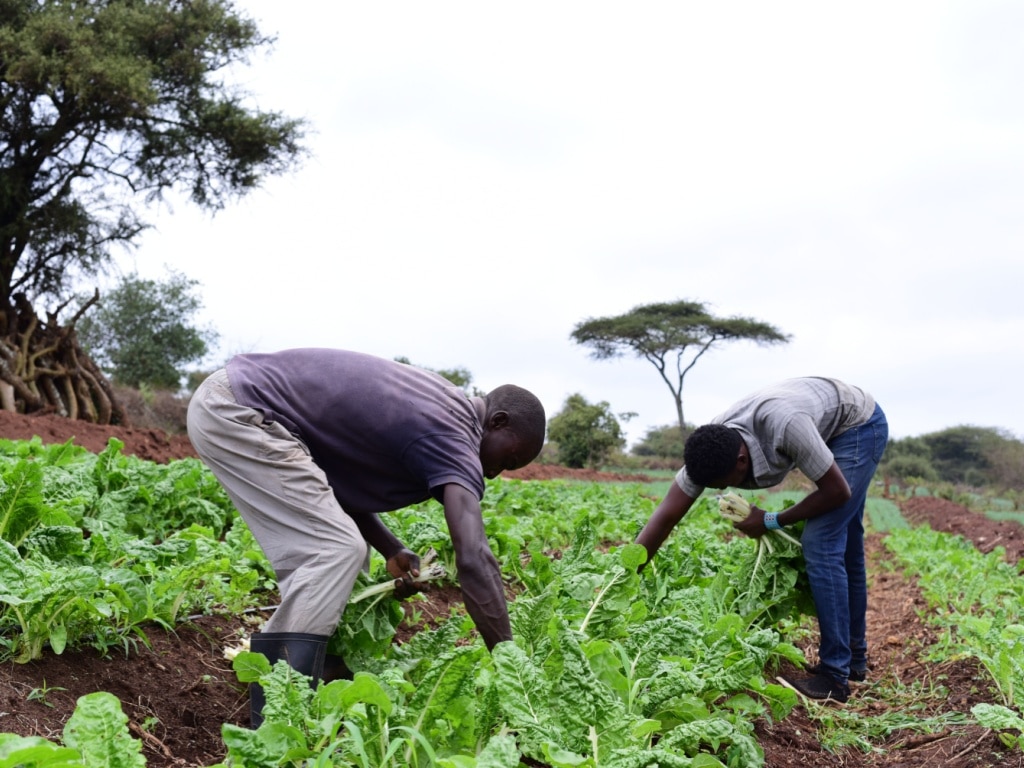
224,518,805,768
0,438,259,663
0,440,809,766
0,440,1021,766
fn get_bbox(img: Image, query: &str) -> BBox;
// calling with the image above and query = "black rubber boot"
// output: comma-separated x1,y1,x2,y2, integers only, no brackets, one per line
248,632,328,728
322,653,353,684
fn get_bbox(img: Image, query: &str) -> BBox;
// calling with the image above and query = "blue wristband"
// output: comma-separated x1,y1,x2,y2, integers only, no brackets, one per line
764,511,782,530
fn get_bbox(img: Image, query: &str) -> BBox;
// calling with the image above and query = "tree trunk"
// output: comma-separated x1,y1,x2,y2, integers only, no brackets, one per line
0,293,127,425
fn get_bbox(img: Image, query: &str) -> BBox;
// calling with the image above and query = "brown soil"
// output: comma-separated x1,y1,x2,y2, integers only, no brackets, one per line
0,412,1021,767
0,409,198,464
504,463,658,483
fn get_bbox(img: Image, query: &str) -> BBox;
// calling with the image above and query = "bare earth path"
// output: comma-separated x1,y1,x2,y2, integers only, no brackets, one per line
0,410,1021,767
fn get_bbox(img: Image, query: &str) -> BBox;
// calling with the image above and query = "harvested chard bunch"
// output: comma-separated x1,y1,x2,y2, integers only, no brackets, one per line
718,492,802,551
348,548,447,604
718,493,806,619
222,550,447,661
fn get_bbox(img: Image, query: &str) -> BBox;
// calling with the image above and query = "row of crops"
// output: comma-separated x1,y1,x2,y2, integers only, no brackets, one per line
0,438,1021,766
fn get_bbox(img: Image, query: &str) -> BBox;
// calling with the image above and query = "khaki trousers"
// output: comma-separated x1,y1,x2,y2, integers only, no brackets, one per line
186,369,367,635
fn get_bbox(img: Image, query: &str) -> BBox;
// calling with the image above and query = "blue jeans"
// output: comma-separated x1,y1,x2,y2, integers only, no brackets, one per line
801,404,888,684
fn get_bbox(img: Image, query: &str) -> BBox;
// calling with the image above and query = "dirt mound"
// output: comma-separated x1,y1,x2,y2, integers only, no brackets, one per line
504,464,655,483
900,494,1024,562
0,409,197,463
0,409,661,482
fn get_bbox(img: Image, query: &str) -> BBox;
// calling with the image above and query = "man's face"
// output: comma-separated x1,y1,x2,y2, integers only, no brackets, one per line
479,423,525,479
705,442,750,489
705,462,748,490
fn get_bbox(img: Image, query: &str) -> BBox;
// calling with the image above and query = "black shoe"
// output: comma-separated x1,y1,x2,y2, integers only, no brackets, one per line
783,672,850,703
248,632,329,728
805,663,866,683
322,653,353,684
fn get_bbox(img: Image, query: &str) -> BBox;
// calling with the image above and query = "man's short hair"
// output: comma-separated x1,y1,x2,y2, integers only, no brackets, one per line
486,384,546,458
684,424,742,486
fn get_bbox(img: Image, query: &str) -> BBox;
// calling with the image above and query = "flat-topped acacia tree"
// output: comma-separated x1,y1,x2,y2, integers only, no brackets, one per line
570,300,791,437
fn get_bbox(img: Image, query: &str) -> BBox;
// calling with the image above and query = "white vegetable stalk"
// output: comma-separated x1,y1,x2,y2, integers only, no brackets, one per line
222,550,447,661
717,493,802,549
348,548,447,604
348,562,447,603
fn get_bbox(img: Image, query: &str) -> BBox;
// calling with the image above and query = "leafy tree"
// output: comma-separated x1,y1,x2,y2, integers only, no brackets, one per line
631,423,690,460
923,425,1023,489
881,454,939,485
881,428,1024,490
570,300,790,436
0,0,304,421
77,271,218,390
547,393,625,469
879,436,939,486
920,426,995,485
882,436,933,463
984,429,1024,491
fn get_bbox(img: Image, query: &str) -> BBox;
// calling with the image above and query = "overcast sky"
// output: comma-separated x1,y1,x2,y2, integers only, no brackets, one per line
123,1,1023,447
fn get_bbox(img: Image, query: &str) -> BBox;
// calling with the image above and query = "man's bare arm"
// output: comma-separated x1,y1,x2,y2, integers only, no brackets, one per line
441,483,511,650
635,481,698,571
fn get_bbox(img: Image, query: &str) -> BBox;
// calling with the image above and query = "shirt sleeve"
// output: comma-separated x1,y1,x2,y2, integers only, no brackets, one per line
403,434,486,501
675,466,705,499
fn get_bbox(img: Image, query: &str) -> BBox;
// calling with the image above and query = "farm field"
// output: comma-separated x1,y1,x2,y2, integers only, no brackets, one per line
0,409,1021,767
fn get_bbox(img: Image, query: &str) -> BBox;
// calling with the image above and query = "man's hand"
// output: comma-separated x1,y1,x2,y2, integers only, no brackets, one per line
733,504,768,539
386,548,423,600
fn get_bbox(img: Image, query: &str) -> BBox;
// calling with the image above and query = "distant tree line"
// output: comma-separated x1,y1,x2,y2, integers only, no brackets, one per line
627,423,1024,491
878,426,1024,491
545,401,1024,492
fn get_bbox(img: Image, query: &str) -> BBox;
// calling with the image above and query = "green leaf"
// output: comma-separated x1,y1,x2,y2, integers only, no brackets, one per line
972,703,1024,732
474,733,521,768
0,735,82,767
232,649,272,683
539,742,590,766
48,624,67,655
406,645,486,750
618,543,648,573
317,671,394,717
255,722,310,758
492,643,564,757
0,460,46,547
62,692,145,768
220,724,278,768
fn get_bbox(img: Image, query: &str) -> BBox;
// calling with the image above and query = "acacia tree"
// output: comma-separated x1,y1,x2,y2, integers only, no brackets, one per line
571,300,790,436
0,0,305,422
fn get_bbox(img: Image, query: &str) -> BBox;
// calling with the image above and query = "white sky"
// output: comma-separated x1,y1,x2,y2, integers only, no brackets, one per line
122,1,1024,447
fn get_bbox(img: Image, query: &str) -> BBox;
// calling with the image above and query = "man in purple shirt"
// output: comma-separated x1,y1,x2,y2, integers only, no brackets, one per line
187,348,546,726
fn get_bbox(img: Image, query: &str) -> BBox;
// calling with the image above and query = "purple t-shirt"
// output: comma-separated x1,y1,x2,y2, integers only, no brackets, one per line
226,349,485,514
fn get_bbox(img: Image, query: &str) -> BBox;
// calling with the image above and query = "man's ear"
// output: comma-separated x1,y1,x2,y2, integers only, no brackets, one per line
736,442,749,471
489,411,510,429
